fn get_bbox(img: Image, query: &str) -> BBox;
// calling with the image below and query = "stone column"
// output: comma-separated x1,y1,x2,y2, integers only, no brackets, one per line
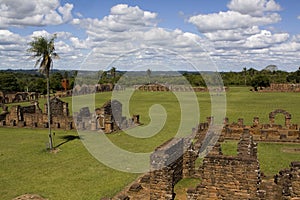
223,117,229,125
285,114,291,128
238,118,244,127
253,117,259,126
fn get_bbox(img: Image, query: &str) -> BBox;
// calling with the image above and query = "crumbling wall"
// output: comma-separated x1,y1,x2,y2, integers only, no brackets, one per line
135,84,227,92
187,129,261,200
150,138,184,200
1,98,73,130
258,83,300,92
74,100,140,133
274,162,300,200
223,113,300,142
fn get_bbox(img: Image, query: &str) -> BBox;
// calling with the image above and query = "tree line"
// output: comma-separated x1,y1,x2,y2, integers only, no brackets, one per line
0,70,76,94
0,66,299,93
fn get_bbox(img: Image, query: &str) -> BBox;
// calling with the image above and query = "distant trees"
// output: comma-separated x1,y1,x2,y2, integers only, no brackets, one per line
98,67,121,84
1,65,300,92
50,72,63,91
251,74,270,91
0,73,20,92
183,73,206,86
287,67,300,83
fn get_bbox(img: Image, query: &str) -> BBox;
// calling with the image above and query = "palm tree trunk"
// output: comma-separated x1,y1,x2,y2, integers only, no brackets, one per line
47,76,53,149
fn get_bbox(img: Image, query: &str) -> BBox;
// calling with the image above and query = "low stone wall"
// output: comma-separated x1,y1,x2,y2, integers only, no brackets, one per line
135,84,227,92
150,138,184,200
187,130,261,200
187,155,260,200
258,83,300,92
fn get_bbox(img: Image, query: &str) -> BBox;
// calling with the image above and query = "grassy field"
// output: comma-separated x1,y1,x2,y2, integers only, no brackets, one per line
0,128,139,200
4,87,300,124
222,140,300,176
1,87,300,199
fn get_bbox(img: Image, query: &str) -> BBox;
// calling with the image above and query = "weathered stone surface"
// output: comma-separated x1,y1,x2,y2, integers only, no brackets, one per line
12,194,47,200
129,183,142,192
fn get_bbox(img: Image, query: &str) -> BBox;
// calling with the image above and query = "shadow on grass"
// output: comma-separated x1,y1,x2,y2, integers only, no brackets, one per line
54,135,81,148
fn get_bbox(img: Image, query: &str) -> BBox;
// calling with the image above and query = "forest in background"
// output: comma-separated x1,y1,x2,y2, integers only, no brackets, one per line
0,65,300,94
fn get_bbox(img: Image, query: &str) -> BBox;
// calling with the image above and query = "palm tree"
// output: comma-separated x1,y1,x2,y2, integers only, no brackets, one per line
27,34,59,150
243,67,247,86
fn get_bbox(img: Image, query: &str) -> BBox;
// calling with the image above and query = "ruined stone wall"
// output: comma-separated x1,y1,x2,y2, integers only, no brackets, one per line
0,92,39,104
187,130,261,200
223,115,300,142
274,162,300,200
135,84,228,92
1,98,73,130
187,155,260,200
150,138,184,200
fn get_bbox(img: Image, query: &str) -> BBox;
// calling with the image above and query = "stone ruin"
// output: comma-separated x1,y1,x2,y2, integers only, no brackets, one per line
106,112,299,200
223,109,300,142
72,83,115,96
134,84,228,93
55,83,125,98
257,83,300,92
74,100,140,133
187,129,261,200
0,98,139,133
0,91,39,104
0,97,73,130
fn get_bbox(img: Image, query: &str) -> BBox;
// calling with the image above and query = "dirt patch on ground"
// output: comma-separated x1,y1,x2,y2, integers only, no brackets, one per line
281,147,300,153
13,194,47,200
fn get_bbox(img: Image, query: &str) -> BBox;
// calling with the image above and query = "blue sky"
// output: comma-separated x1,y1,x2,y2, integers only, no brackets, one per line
1,0,300,71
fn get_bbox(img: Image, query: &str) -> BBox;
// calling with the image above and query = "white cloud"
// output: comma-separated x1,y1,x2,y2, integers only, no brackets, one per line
0,30,26,46
298,16,300,20
227,0,281,16
188,11,280,33
1,2,298,71
72,4,157,33
185,0,300,70
0,0,73,27
204,26,261,41
244,30,289,49
70,37,88,49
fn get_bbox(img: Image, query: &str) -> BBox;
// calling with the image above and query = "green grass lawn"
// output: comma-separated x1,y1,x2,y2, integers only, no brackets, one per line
222,140,300,176
1,87,300,199
3,87,300,125
0,128,138,200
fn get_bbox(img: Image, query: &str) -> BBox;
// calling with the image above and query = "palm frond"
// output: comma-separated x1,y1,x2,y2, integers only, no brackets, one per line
51,52,60,59
27,34,58,76
34,57,42,68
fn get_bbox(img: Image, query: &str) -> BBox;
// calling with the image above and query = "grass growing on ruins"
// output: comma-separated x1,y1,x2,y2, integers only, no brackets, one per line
174,178,200,200
221,140,300,176
258,142,300,176
0,128,138,200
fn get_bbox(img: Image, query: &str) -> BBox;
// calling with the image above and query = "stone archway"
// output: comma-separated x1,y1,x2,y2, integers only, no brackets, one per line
269,109,291,127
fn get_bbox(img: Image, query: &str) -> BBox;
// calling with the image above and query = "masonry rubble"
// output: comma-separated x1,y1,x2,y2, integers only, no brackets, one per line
109,111,299,200
0,97,72,129
74,99,140,133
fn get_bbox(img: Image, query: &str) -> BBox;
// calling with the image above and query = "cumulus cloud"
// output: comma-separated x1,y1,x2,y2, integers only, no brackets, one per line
203,26,261,41
1,2,298,71
188,11,280,33
244,30,289,49
0,0,74,27
72,4,157,32
227,0,281,16
0,30,26,46
185,0,300,70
